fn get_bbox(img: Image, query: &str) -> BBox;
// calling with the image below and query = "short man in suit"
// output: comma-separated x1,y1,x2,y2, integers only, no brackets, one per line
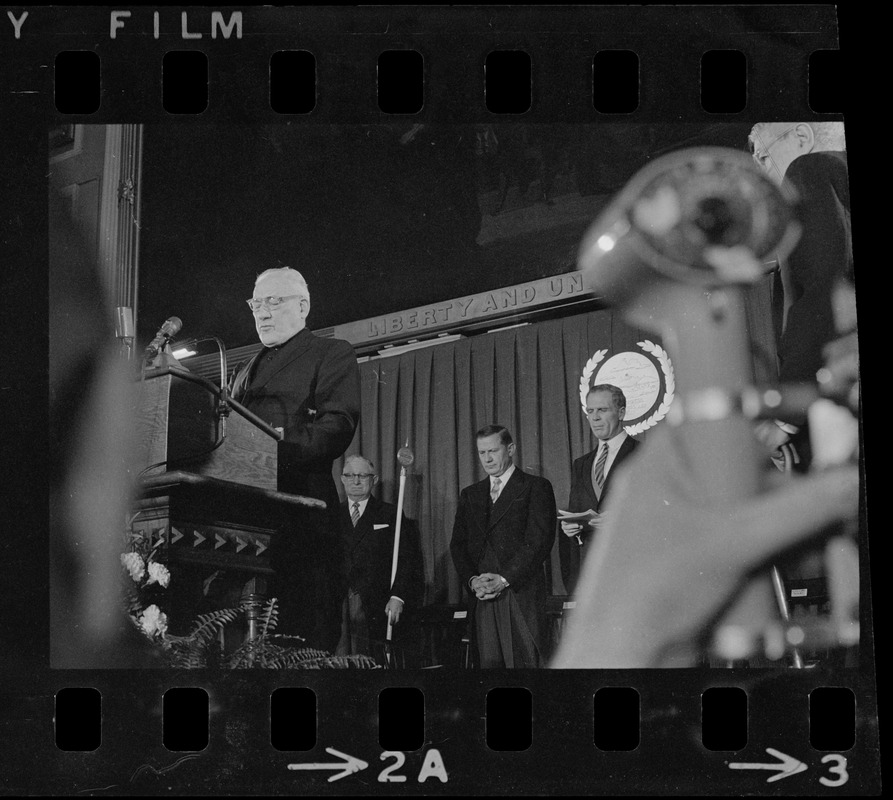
450,425,556,668
559,384,640,595
336,454,423,658
231,267,361,650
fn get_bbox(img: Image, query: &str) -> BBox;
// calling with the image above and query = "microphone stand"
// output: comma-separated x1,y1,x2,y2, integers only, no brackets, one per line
173,334,235,443
205,335,231,439
145,341,185,371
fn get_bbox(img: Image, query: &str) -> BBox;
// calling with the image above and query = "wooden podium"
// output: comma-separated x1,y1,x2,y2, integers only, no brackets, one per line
131,366,326,631
135,366,279,490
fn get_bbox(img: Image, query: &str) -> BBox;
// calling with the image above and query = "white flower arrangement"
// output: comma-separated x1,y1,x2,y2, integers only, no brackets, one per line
146,561,171,588
139,604,169,638
121,551,146,582
119,524,378,669
122,521,171,643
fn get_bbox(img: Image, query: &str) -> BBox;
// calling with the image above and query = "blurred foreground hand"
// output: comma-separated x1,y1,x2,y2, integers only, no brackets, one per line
551,424,859,668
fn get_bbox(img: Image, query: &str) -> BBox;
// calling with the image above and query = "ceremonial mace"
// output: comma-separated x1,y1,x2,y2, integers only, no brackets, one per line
385,441,415,663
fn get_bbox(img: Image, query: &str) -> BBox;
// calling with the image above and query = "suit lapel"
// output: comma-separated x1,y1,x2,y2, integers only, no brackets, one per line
488,468,525,529
257,330,315,389
349,496,376,554
601,436,636,499
238,329,316,399
468,479,491,535
580,449,600,509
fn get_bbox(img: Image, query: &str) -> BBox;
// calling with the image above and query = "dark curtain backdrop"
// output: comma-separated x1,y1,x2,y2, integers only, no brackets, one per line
335,309,658,605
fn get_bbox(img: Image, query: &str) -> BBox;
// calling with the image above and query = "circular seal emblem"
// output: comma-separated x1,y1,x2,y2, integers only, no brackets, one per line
579,341,675,435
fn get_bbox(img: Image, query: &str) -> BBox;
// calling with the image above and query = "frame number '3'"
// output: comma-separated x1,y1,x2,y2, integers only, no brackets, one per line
819,754,848,788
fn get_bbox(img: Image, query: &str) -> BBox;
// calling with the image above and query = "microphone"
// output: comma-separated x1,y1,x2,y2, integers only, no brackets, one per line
114,307,134,340
144,316,183,358
115,306,135,361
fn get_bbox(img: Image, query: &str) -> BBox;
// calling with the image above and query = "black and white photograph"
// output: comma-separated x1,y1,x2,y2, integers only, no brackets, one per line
3,5,879,796
47,119,861,672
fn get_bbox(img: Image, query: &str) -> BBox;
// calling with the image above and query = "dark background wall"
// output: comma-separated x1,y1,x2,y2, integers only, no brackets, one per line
137,122,753,347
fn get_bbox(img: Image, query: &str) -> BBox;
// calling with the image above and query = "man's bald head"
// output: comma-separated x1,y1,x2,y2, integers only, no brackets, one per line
748,122,846,184
250,267,311,346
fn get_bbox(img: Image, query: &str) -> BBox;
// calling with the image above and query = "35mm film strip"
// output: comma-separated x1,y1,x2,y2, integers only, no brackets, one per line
0,5,877,796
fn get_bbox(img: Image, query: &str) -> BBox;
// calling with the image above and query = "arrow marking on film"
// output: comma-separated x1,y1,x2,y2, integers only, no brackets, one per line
287,747,369,783
729,748,808,783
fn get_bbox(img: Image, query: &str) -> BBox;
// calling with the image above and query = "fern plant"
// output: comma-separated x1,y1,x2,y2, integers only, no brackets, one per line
159,598,379,670
122,515,375,669
163,607,244,669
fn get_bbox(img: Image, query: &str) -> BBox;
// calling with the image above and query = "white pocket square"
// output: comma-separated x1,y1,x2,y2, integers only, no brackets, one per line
373,524,389,530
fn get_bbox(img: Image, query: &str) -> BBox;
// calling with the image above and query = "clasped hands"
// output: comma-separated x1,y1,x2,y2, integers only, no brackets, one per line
470,572,508,601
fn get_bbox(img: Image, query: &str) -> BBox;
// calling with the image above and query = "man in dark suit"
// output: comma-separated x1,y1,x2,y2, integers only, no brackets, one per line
450,425,556,668
559,384,640,595
747,122,852,593
230,267,360,650
335,454,423,659
748,122,851,470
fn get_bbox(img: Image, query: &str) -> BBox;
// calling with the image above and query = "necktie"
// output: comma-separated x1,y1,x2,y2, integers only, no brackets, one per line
490,477,501,504
592,442,610,499
351,502,361,527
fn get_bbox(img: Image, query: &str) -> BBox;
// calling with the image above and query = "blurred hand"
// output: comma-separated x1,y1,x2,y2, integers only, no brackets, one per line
753,419,793,451
588,513,604,530
552,425,859,668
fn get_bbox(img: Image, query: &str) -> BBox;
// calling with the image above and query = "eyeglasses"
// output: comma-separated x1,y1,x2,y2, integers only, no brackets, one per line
750,124,798,167
342,473,375,481
246,294,304,312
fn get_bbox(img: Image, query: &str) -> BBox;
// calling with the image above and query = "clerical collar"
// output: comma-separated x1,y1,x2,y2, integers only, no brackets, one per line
263,329,303,355
264,338,290,354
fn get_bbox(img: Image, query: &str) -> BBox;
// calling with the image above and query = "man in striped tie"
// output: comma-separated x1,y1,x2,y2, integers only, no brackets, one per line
558,384,640,595
335,454,423,660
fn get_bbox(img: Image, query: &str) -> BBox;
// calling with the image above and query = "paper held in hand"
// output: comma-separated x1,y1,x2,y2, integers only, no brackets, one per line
558,509,598,524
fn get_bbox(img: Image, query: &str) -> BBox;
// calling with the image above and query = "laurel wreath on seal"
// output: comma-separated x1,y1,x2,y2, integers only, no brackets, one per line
578,349,608,410
579,341,675,436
